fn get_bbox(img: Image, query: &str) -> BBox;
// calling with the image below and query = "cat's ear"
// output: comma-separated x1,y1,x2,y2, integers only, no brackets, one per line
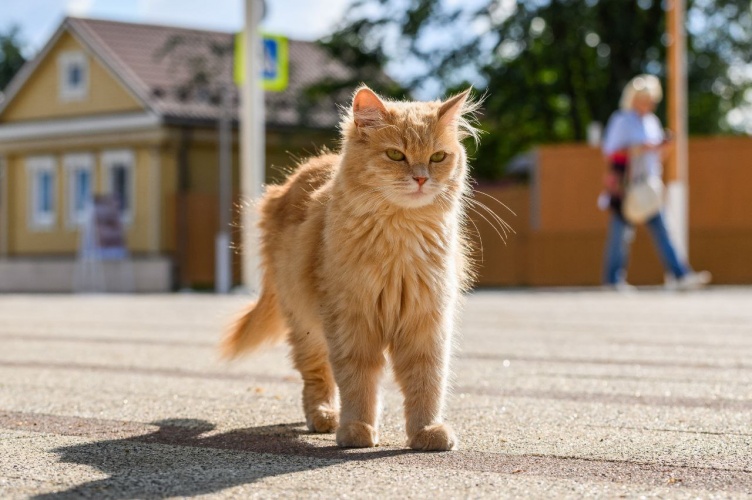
352,86,387,128
438,88,472,127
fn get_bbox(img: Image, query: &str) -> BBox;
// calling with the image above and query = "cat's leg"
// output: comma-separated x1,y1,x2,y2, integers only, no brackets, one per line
326,326,386,448
288,328,339,433
391,321,456,451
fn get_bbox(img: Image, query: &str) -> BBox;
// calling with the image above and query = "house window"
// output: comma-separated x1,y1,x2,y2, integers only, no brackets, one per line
64,153,94,227
26,156,57,230
58,51,89,101
102,150,135,224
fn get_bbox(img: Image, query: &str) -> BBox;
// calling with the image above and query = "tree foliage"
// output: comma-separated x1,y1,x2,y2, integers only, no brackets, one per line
320,0,752,179
306,31,406,101
0,26,26,92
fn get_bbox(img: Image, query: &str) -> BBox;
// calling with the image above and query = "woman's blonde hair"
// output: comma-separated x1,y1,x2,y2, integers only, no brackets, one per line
619,74,663,110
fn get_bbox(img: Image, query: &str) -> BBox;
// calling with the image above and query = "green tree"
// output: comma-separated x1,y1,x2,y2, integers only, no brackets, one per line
306,30,407,102
0,26,26,92
321,0,752,179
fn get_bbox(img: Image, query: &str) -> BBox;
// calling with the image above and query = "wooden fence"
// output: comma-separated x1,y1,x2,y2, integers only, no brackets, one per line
178,136,752,287
471,136,752,286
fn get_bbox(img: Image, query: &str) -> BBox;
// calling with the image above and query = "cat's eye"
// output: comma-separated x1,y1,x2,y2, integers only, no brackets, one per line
386,149,406,161
430,151,447,163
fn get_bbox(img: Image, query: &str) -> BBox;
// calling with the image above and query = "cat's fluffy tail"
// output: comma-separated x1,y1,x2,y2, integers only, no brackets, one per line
220,283,287,359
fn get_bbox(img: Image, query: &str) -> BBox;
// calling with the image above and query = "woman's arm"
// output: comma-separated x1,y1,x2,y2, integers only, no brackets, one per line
630,137,673,159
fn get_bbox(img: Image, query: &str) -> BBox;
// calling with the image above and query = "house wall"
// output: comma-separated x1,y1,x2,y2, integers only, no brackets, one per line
0,157,8,256
1,32,143,123
0,256,172,292
0,121,337,288
3,141,167,256
160,145,179,254
174,126,338,287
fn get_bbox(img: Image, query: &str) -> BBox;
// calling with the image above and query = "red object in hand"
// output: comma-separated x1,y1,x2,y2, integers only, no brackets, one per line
604,171,620,195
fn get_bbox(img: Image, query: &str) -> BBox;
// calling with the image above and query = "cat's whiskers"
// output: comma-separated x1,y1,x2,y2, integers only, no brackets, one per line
433,190,457,211
464,196,514,243
472,190,517,216
406,126,427,147
465,204,508,245
465,196,515,236
373,122,401,136
474,200,516,237
435,183,492,258
464,212,485,263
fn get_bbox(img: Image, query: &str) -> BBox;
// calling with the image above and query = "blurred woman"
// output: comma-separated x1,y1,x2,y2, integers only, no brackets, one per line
600,74,710,290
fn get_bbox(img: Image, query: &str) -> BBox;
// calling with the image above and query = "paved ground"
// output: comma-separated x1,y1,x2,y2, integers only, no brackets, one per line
1,288,751,499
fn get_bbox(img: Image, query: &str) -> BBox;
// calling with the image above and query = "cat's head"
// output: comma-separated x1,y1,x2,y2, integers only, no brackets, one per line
339,86,479,210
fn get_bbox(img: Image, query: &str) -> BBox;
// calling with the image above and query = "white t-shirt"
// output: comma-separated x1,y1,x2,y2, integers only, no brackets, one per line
602,110,665,179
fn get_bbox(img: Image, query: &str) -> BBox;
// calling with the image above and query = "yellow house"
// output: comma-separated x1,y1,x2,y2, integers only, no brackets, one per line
0,17,347,291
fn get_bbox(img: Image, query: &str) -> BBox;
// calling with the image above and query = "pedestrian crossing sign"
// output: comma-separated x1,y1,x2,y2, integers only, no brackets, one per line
234,32,289,92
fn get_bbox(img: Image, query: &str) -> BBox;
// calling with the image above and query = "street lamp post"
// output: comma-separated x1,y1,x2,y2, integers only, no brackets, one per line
240,0,265,294
665,0,689,260
215,84,233,294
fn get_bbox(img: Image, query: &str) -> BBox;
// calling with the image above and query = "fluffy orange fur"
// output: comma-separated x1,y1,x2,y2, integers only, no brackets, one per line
221,86,478,451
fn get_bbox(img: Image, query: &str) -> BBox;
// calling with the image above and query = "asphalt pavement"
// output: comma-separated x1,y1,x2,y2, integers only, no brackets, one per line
1,288,751,498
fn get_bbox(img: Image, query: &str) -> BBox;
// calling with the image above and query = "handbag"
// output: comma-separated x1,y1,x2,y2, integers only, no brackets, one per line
622,148,664,224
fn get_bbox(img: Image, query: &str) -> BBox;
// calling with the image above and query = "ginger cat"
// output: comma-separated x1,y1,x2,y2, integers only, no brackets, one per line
222,86,479,451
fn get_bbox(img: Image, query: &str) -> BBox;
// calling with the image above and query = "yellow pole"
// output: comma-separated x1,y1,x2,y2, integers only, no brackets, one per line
665,0,689,259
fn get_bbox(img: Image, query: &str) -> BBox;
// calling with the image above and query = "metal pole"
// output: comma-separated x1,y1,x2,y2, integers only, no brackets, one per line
240,0,265,293
665,0,689,260
215,84,232,293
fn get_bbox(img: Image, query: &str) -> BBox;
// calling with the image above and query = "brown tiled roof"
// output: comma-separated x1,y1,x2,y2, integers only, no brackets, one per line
67,17,353,128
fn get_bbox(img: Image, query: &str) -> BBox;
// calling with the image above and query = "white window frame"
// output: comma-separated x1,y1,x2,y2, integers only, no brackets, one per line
101,149,135,225
58,51,89,102
64,153,95,228
26,156,57,230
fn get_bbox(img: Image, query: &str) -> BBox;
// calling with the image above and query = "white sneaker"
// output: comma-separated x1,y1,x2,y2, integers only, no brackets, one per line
676,271,712,291
602,281,636,293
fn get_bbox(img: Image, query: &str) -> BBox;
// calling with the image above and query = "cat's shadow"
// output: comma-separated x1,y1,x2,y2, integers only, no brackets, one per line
34,418,412,499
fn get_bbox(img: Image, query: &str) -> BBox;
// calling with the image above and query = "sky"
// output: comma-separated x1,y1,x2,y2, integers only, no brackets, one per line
2,0,750,126
1,0,352,57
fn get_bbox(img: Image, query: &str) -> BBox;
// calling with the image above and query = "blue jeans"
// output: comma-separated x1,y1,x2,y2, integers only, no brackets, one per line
603,211,688,285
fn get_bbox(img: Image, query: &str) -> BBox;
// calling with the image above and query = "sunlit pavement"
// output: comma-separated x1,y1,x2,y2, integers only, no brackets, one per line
1,288,751,498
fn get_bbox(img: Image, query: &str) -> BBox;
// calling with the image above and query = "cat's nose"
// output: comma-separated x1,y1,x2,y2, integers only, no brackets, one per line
413,176,428,187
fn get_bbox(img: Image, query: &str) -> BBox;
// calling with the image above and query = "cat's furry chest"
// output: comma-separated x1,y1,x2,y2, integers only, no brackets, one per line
320,206,459,321
331,207,453,263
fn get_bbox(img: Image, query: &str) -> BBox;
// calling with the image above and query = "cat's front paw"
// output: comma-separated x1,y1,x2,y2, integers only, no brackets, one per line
306,408,339,433
408,423,457,451
336,421,378,448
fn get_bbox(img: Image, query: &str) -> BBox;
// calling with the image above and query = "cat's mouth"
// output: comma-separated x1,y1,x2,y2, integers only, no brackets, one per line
397,186,437,208
409,178,432,194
